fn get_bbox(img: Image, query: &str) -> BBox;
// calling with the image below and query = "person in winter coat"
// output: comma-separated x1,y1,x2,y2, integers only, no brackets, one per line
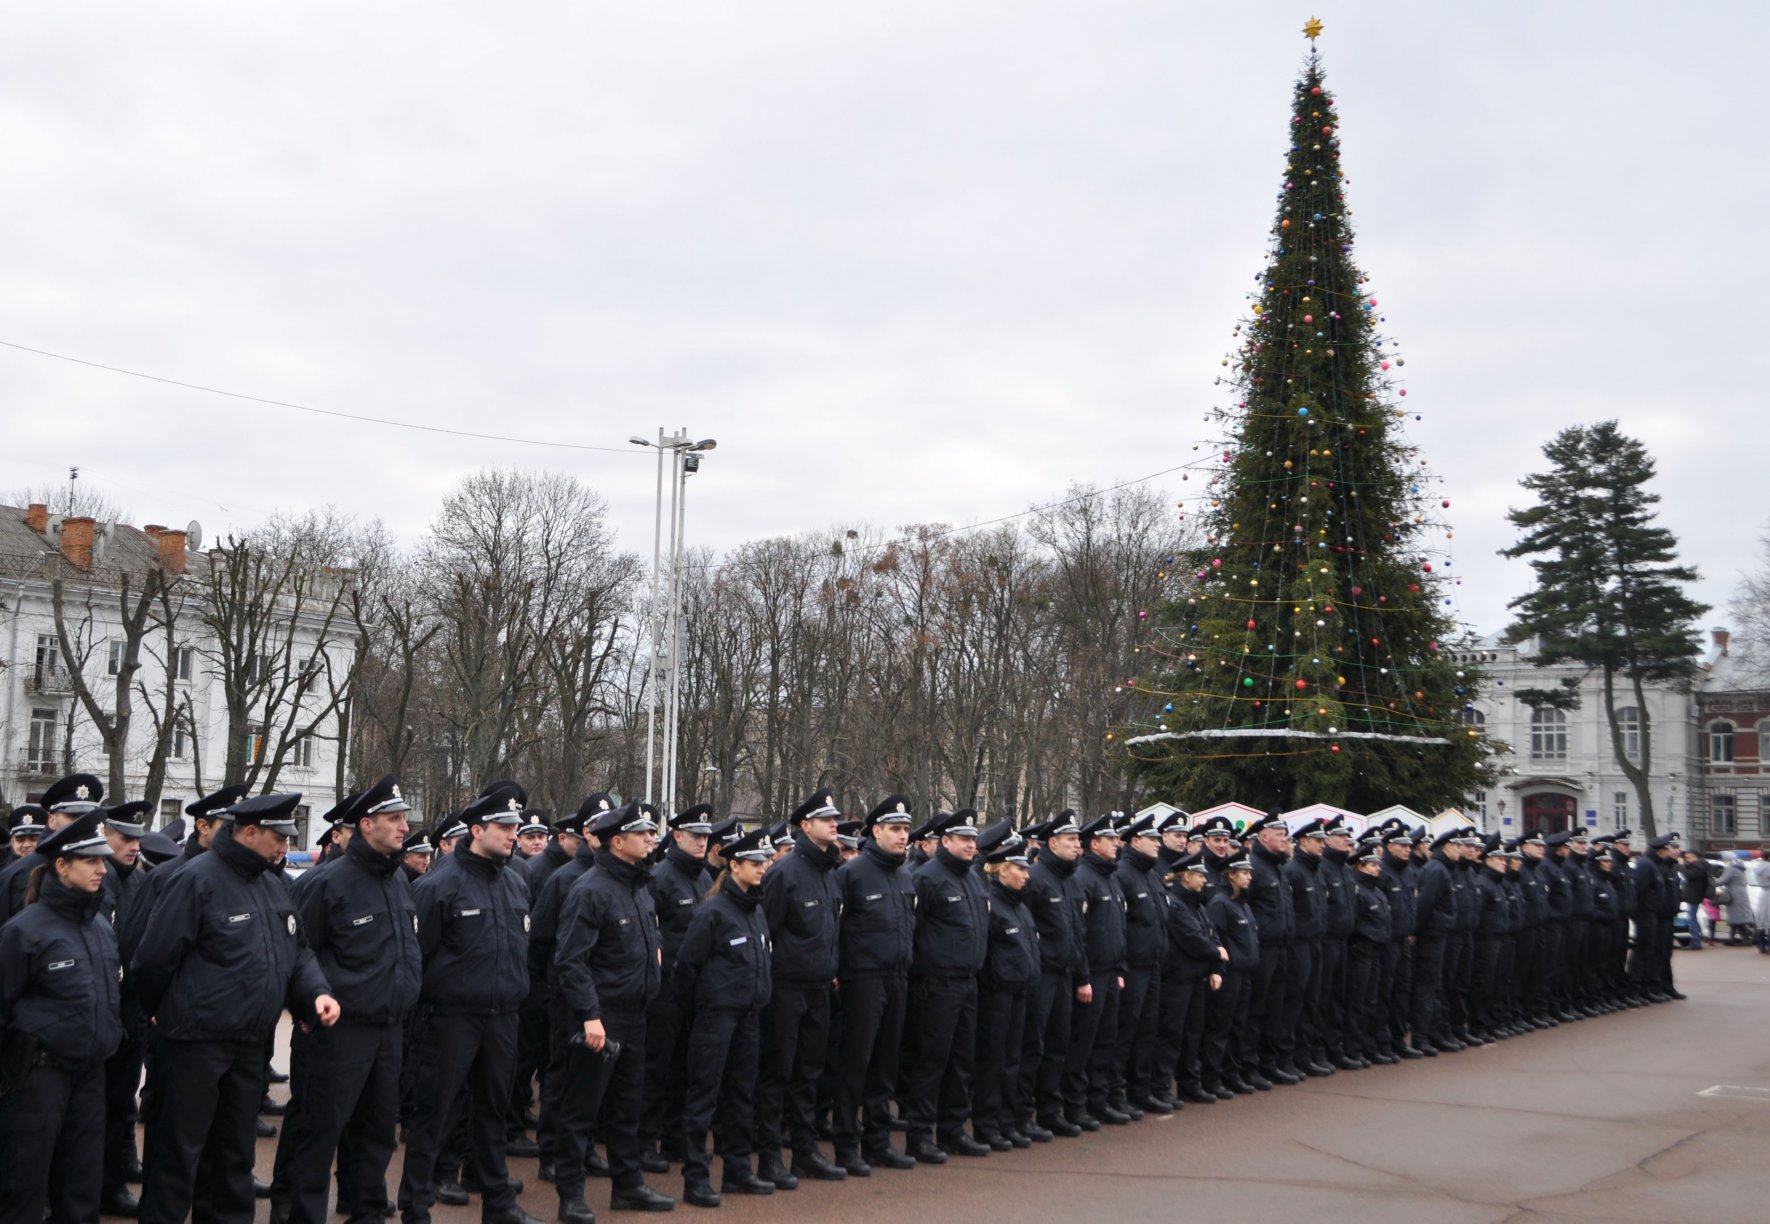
1715,855,1753,945
1749,855,1770,953
673,826,776,1207
1679,851,1714,949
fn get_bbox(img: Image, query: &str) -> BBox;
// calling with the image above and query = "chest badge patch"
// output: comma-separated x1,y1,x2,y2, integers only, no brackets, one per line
287,915,298,935
523,914,531,932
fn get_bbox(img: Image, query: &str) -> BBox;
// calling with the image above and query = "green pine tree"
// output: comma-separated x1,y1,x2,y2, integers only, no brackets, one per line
1502,420,1706,839
1127,41,1490,812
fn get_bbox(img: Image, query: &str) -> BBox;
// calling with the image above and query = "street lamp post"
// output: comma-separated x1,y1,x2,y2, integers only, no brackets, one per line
629,429,717,813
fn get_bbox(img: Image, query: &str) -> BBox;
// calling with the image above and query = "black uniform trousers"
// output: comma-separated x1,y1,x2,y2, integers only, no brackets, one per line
638,990,689,1157
1535,923,1564,1014
1562,918,1589,1007
0,1060,105,1224
1345,941,1384,1059
1249,942,1287,1073
1383,940,1411,1054
509,998,549,1134
681,1007,760,1187
1277,939,1318,1070
1510,927,1538,1021
139,1037,264,1224
1410,936,1447,1048
1153,972,1209,1096
900,975,979,1146
1316,939,1348,1061
754,983,830,1160
1023,971,1073,1125
1473,937,1507,1033
971,986,1028,1139
101,1025,145,1198
1062,971,1119,1115
1443,934,1473,1036
1200,969,1250,1089
548,1004,647,1199
830,974,907,1156
397,1011,518,1224
273,1022,401,1224
1113,965,1161,1105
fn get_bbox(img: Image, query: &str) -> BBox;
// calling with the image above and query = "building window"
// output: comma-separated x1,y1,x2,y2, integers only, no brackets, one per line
1470,789,1488,821
27,708,58,771
1530,707,1568,761
1613,791,1628,826
108,639,127,676
1709,720,1736,765
291,737,314,769
171,722,191,760
33,634,61,687
1758,722,1770,766
292,804,312,845
158,799,181,826
247,726,267,766
1615,706,1641,760
1711,791,1737,836
1462,707,1486,727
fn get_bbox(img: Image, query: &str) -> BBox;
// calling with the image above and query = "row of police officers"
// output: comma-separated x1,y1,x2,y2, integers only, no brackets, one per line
0,772,1689,1224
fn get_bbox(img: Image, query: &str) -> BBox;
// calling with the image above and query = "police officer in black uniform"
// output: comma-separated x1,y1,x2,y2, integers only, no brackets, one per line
1019,812,1086,1138
1065,814,1126,1127
508,805,589,1160
270,775,422,1224
1345,844,1392,1065
1279,819,1330,1078
900,808,990,1162
133,794,339,1224
640,805,713,1170
829,795,916,1175
0,810,121,1224
397,782,539,1224
0,774,104,926
1111,815,1167,1116
402,830,435,883
1241,814,1294,1087
551,800,672,1219
1201,852,1258,1097
754,790,845,1189
971,822,1039,1151
3,804,48,872
1316,819,1359,1070
1154,849,1225,1106
672,825,776,1208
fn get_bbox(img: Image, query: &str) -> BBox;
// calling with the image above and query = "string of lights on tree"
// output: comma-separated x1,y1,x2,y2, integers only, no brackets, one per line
1121,18,1492,811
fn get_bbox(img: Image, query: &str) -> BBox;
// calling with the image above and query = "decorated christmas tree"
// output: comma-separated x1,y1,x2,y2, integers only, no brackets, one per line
1125,20,1491,813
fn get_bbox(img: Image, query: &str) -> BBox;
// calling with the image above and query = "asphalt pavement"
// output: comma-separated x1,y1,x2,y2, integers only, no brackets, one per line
245,943,1770,1224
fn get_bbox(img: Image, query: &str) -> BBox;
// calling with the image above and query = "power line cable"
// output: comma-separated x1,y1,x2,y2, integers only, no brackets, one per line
0,339,644,455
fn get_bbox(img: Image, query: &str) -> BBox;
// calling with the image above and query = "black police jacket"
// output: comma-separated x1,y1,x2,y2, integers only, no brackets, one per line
1588,865,1619,921
912,846,989,978
1246,843,1295,946
1653,857,1683,917
1025,854,1088,982
1474,867,1512,936
1540,856,1573,920
1517,857,1551,926
1283,852,1328,941
1503,873,1526,930
1608,851,1637,916
1351,872,1391,944
1163,884,1224,981
411,838,530,1016
132,828,330,1041
1629,855,1665,918
1115,847,1168,970
533,840,597,988
673,881,770,1013
1076,852,1128,976
1566,853,1596,918
760,831,843,988
119,838,204,964
555,850,662,1022
1451,859,1481,934
1412,856,1459,938
1205,890,1259,971
1379,851,1416,940
523,840,574,901
981,877,1040,992
294,834,421,1025
98,857,148,934
1320,848,1356,939
649,844,710,973
0,874,122,1067
838,839,916,979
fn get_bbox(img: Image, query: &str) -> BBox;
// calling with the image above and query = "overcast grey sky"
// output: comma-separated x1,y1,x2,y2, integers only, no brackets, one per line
2,2,1762,636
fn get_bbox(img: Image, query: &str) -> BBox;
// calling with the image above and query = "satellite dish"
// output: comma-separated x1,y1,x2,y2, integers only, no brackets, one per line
44,513,64,542
185,520,204,551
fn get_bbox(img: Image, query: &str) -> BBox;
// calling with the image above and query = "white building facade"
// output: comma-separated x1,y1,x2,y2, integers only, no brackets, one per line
1,504,349,845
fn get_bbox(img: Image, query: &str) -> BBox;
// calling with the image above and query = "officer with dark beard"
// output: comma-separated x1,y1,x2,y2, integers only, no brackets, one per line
830,796,917,1174
753,791,845,1189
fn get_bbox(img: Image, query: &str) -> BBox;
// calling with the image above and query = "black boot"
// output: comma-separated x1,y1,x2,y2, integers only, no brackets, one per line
790,1150,846,1181
100,1189,140,1218
608,1184,675,1212
757,1152,798,1191
720,1164,776,1196
558,1197,596,1224
681,1181,720,1210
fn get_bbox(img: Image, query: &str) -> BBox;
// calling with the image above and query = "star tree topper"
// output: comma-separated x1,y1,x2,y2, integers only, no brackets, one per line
1303,16,1324,40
